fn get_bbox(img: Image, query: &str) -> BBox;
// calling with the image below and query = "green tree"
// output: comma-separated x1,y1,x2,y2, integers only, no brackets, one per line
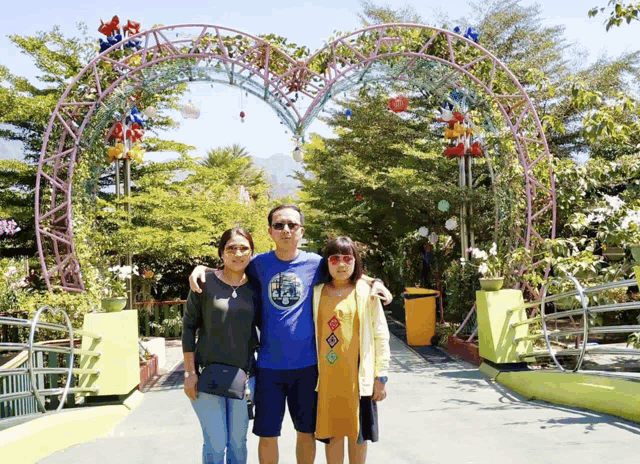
589,1,640,30
198,143,267,192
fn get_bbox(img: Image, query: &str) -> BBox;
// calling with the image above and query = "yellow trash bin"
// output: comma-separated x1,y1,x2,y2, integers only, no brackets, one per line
403,287,440,346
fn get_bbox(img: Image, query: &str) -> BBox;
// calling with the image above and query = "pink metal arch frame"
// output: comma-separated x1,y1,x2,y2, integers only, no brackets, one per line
36,23,556,291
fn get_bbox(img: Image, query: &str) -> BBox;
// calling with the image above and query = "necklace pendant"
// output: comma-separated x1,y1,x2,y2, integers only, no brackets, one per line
232,290,238,298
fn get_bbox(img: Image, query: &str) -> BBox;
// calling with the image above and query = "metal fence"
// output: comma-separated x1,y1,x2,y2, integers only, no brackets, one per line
0,306,102,420
137,300,186,338
507,276,640,372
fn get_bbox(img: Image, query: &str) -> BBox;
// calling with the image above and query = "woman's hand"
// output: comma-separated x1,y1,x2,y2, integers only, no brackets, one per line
372,378,387,402
184,374,198,401
189,265,211,293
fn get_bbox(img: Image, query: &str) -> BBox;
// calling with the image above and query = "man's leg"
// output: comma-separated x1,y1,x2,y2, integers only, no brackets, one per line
287,365,319,464
296,431,316,464
253,368,287,464
259,437,279,464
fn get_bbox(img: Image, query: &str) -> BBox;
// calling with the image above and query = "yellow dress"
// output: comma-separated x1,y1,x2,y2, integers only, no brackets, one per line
315,288,360,441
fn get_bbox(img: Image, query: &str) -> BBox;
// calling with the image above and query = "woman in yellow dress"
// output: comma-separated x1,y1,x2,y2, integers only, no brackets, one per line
312,236,391,464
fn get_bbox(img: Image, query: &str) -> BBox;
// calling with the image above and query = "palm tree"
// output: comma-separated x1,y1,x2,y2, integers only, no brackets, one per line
199,144,266,191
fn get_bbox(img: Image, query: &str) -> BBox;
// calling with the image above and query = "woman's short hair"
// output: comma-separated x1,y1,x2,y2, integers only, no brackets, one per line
321,236,363,283
218,227,255,258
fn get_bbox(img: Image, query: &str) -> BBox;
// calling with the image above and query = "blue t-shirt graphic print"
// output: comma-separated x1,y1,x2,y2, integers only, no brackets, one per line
247,250,324,370
269,272,303,309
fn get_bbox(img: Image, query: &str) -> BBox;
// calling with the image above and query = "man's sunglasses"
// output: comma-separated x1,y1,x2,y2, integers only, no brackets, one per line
328,254,355,265
272,222,301,231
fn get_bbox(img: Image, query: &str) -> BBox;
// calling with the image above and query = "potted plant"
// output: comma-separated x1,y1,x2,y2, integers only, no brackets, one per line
466,243,504,291
100,264,132,312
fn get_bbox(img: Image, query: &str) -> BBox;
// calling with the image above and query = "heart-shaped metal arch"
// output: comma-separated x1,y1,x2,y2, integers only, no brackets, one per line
36,23,556,292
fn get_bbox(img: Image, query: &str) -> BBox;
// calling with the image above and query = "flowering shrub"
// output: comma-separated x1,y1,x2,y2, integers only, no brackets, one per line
0,219,21,237
572,194,640,247
465,243,503,278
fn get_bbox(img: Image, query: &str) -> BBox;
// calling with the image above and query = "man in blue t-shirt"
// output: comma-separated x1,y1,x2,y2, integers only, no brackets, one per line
189,204,390,464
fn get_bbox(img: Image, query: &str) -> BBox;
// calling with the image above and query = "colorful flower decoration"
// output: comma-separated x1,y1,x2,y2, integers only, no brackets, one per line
124,39,142,50
126,107,144,127
464,27,479,43
127,123,145,143
124,19,141,36
98,16,120,37
112,122,125,141
106,143,126,162
445,217,458,231
438,200,450,212
345,109,352,120
128,144,145,163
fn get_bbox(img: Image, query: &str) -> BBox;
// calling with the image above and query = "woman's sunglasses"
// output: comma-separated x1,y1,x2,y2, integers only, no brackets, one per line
328,254,355,265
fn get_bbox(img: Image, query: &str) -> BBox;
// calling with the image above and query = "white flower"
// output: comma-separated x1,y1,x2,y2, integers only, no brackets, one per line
489,242,497,256
478,263,489,275
445,217,458,230
472,249,488,261
604,194,625,211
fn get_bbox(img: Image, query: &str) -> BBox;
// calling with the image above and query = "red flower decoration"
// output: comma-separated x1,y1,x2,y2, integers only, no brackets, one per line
127,123,145,143
98,15,120,37
124,19,141,36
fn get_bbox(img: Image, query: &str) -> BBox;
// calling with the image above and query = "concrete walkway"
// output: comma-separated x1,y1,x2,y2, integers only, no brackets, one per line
38,334,640,464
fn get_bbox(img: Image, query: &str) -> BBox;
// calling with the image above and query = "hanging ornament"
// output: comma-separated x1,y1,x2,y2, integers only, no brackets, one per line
345,108,352,120
438,200,450,212
418,226,429,237
388,96,409,113
240,111,245,123
445,217,458,231
429,232,439,245
180,101,201,119
292,146,303,162
142,106,158,118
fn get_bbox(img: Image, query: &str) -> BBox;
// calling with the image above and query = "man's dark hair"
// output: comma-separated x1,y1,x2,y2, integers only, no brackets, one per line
218,227,255,258
267,204,304,227
321,236,363,283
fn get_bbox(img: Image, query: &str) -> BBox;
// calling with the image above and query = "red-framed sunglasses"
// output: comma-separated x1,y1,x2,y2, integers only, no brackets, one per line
328,254,355,265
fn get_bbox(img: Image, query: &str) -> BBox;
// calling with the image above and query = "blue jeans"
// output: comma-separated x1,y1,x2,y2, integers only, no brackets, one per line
191,387,251,464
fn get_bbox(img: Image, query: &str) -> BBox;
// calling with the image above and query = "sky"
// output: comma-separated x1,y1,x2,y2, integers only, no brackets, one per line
1,0,640,163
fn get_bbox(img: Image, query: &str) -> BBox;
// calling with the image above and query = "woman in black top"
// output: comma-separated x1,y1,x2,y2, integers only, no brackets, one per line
182,227,258,464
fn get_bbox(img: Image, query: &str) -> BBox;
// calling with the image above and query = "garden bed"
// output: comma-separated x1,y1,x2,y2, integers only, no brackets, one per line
139,354,158,390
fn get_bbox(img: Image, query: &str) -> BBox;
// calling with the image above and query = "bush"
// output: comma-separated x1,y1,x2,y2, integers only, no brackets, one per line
443,260,480,324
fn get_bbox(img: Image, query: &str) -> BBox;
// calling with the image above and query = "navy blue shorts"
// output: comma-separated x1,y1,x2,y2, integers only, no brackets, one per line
252,365,318,437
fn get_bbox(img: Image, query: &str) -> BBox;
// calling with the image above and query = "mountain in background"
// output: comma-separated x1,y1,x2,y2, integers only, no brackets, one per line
252,153,302,199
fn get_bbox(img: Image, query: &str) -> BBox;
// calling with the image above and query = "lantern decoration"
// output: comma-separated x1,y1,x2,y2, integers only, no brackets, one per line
142,106,158,118
240,111,246,123
445,217,458,231
388,96,409,113
428,232,439,245
180,101,201,119
345,108,352,120
437,200,450,212
292,146,303,162
418,226,429,237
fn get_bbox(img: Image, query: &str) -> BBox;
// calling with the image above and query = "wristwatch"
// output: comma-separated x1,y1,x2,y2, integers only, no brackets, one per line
376,376,388,384
184,370,197,379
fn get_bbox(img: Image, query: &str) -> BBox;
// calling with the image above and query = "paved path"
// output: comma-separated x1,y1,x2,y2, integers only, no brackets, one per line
38,330,640,463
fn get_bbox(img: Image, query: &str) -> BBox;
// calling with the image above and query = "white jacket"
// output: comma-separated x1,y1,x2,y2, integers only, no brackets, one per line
312,279,390,396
